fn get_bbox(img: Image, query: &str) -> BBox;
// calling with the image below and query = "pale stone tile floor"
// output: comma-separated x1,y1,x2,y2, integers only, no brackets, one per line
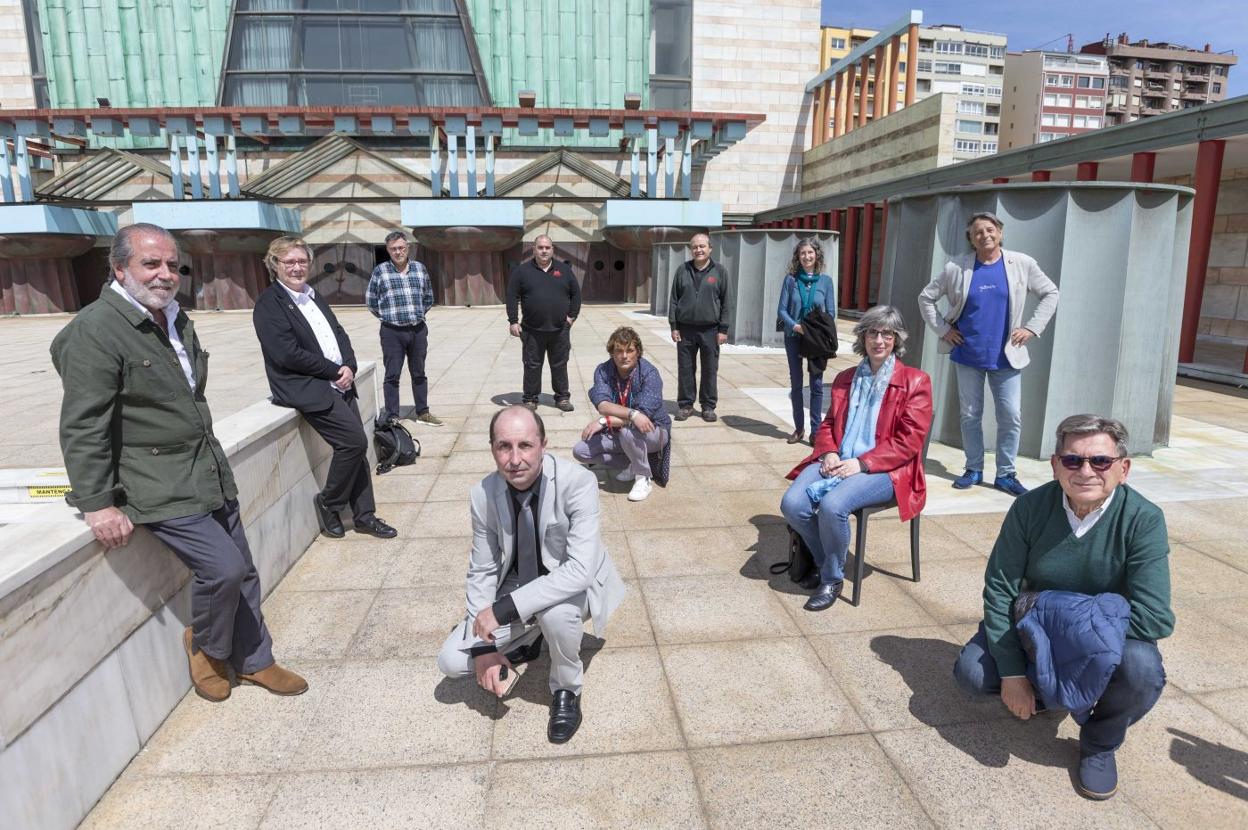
2,306,1247,827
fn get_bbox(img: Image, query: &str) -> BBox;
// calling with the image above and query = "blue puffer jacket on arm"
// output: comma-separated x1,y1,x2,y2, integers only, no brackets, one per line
1013,590,1131,723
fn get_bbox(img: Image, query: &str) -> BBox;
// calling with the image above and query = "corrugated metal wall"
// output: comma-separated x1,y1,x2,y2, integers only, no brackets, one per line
465,0,650,146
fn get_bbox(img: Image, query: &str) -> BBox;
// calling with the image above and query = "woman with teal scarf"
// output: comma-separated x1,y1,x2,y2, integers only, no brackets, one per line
780,306,933,611
776,239,837,444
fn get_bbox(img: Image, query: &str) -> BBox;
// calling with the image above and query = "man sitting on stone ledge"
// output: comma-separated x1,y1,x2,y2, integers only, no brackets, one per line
437,405,626,743
953,413,1173,801
50,222,307,703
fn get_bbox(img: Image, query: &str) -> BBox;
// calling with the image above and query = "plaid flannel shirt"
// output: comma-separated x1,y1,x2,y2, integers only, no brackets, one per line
366,260,434,325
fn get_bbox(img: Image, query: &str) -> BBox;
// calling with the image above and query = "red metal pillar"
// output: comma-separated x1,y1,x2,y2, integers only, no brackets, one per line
1076,161,1099,181
816,211,829,230
1031,170,1052,182
855,203,875,311
992,177,1010,184
831,210,843,234
1179,140,1225,364
841,206,859,309
1130,152,1156,183
878,201,890,268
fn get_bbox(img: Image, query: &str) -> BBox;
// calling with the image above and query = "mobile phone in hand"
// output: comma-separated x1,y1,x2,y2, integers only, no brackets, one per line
496,663,522,697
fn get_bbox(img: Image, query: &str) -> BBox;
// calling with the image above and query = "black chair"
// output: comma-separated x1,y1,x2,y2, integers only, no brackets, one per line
848,433,930,607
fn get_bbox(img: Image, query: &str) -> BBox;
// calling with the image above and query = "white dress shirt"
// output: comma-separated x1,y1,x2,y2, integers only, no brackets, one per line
109,280,195,389
1062,488,1115,539
279,281,344,391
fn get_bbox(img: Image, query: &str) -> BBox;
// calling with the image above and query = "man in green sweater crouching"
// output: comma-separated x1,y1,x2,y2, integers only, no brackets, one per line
953,413,1173,801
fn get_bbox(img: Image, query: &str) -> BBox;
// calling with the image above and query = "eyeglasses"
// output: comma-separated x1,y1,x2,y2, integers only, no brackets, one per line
277,258,309,268
1056,454,1125,472
865,329,896,341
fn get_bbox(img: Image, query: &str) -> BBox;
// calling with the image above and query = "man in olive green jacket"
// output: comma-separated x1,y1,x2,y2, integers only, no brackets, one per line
51,223,306,703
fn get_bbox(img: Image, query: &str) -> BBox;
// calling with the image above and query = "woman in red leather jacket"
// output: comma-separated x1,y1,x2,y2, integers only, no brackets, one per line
780,305,933,611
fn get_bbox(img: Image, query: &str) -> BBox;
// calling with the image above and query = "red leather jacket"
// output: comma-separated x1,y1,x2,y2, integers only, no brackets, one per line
787,361,933,521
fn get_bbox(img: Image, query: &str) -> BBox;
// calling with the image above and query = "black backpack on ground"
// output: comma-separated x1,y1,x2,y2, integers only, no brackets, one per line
374,416,420,474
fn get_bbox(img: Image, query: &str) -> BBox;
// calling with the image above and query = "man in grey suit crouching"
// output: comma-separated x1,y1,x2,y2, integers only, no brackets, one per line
437,405,626,743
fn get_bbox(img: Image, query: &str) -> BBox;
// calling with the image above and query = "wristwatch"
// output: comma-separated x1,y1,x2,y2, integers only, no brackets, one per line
598,416,608,427
627,408,637,422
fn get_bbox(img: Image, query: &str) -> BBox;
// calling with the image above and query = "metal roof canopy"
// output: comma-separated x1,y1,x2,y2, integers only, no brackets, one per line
759,95,1248,221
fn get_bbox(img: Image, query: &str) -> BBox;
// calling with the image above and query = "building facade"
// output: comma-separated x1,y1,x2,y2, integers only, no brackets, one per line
912,24,1006,160
1081,34,1237,126
1000,51,1109,150
817,25,906,133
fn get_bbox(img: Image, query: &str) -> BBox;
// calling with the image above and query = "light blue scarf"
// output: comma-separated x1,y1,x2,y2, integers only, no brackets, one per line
806,354,896,506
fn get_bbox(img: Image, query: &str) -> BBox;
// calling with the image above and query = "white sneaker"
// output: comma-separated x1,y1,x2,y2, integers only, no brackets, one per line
628,477,652,501
615,469,635,482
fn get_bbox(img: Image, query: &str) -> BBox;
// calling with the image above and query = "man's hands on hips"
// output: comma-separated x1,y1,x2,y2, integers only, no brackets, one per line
474,651,513,697
1001,676,1037,720
85,506,134,549
509,323,522,337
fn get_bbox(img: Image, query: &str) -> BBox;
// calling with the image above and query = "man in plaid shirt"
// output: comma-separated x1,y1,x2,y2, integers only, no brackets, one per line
367,231,443,426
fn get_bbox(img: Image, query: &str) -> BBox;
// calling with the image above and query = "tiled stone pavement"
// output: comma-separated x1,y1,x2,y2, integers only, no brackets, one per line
4,306,1247,828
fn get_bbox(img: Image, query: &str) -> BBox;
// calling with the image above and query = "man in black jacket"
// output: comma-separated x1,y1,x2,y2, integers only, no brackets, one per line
253,236,397,540
668,233,733,421
506,234,581,412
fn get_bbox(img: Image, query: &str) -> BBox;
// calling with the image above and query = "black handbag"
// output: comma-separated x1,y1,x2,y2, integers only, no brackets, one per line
769,525,816,583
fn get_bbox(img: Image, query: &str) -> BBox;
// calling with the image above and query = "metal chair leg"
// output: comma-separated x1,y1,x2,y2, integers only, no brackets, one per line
910,513,922,582
851,509,867,607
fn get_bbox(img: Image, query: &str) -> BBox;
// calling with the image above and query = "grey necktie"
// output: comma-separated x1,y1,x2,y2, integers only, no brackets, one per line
516,490,539,585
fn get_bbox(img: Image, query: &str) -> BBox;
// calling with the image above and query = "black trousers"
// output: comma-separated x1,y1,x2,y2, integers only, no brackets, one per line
676,323,720,409
380,321,428,419
146,500,274,673
520,326,571,403
302,394,376,522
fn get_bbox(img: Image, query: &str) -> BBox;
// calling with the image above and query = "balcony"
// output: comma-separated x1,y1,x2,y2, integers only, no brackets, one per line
1184,68,1211,81
1144,68,1172,80
1182,89,1209,101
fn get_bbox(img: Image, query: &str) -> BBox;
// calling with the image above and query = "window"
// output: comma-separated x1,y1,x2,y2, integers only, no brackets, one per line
651,0,692,109
916,78,931,92
1132,95,1140,105
964,44,988,58
957,100,985,114
1214,83,1223,94
1091,77,1105,89
1133,78,1142,87
935,41,963,54
956,119,984,134
954,139,981,152
1109,76,1127,89
982,141,998,153
1041,113,1056,126
1086,116,1101,128
1045,73,1059,86
1088,96,1103,108
989,46,1005,59
987,85,1002,97
918,39,933,52
1073,115,1087,127
1043,93,1057,106
961,82,986,96
1054,114,1071,126
1214,65,1228,76
983,122,998,135
917,59,933,73
21,0,49,107
1075,95,1089,108
222,1,484,107
828,37,846,49
1077,76,1091,88
1039,132,1058,142
1057,94,1072,107
934,61,962,75
1058,75,1074,87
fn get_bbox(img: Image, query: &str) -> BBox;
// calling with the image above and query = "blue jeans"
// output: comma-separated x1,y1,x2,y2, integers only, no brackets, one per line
779,462,895,582
953,623,1166,754
784,334,824,435
953,362,1021,477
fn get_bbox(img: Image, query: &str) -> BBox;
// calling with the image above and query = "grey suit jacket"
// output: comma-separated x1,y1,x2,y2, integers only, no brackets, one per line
916,248,1060,370
463,453,625,637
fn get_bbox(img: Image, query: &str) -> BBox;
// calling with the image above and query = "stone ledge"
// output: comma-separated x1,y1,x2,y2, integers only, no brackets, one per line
0,363,376,830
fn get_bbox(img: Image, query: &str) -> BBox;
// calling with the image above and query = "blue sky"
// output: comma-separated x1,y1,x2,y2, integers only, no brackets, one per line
821,1,1248,97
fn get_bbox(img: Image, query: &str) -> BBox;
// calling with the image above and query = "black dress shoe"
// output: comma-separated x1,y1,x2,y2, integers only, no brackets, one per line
548,689,582,744
314,494,345,538
354,516,398,538
504,634,544,667
803,580,843,612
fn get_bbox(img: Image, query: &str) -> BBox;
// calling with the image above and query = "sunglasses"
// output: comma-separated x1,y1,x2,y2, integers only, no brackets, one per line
1056,454,1124,472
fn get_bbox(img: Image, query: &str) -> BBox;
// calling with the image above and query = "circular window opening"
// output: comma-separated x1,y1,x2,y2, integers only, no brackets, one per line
344,262,359,274
613,260,625,271
178,265,191,276
593,260,605,271
323,263,337,274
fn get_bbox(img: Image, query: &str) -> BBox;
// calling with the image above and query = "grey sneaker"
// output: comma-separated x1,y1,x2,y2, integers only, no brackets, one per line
416,411,444,427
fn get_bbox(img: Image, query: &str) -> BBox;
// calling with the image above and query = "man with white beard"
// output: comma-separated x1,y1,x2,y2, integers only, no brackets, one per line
51,223,306,703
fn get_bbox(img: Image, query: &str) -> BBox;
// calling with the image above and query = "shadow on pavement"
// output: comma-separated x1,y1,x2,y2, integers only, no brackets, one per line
871,634,1073,769
1168,728,1248,801
721,414,790,440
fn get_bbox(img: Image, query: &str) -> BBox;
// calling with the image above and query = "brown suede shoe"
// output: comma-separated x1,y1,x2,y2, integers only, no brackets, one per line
237,663,309,696
183,627,231,702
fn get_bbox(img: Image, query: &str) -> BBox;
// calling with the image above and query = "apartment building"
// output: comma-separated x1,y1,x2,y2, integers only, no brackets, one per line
818,25,906,130
1080,34,1237,126
1000,51,1109,149
912,24,1007,159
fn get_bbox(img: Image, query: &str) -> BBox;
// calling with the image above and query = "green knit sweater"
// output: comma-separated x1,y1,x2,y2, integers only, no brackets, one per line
983,480,1175,677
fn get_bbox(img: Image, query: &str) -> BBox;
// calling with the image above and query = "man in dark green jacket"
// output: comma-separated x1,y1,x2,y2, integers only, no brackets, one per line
953,414,1172,801
51,223,306,703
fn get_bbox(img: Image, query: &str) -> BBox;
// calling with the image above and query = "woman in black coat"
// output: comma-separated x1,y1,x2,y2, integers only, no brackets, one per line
252,236,396,539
